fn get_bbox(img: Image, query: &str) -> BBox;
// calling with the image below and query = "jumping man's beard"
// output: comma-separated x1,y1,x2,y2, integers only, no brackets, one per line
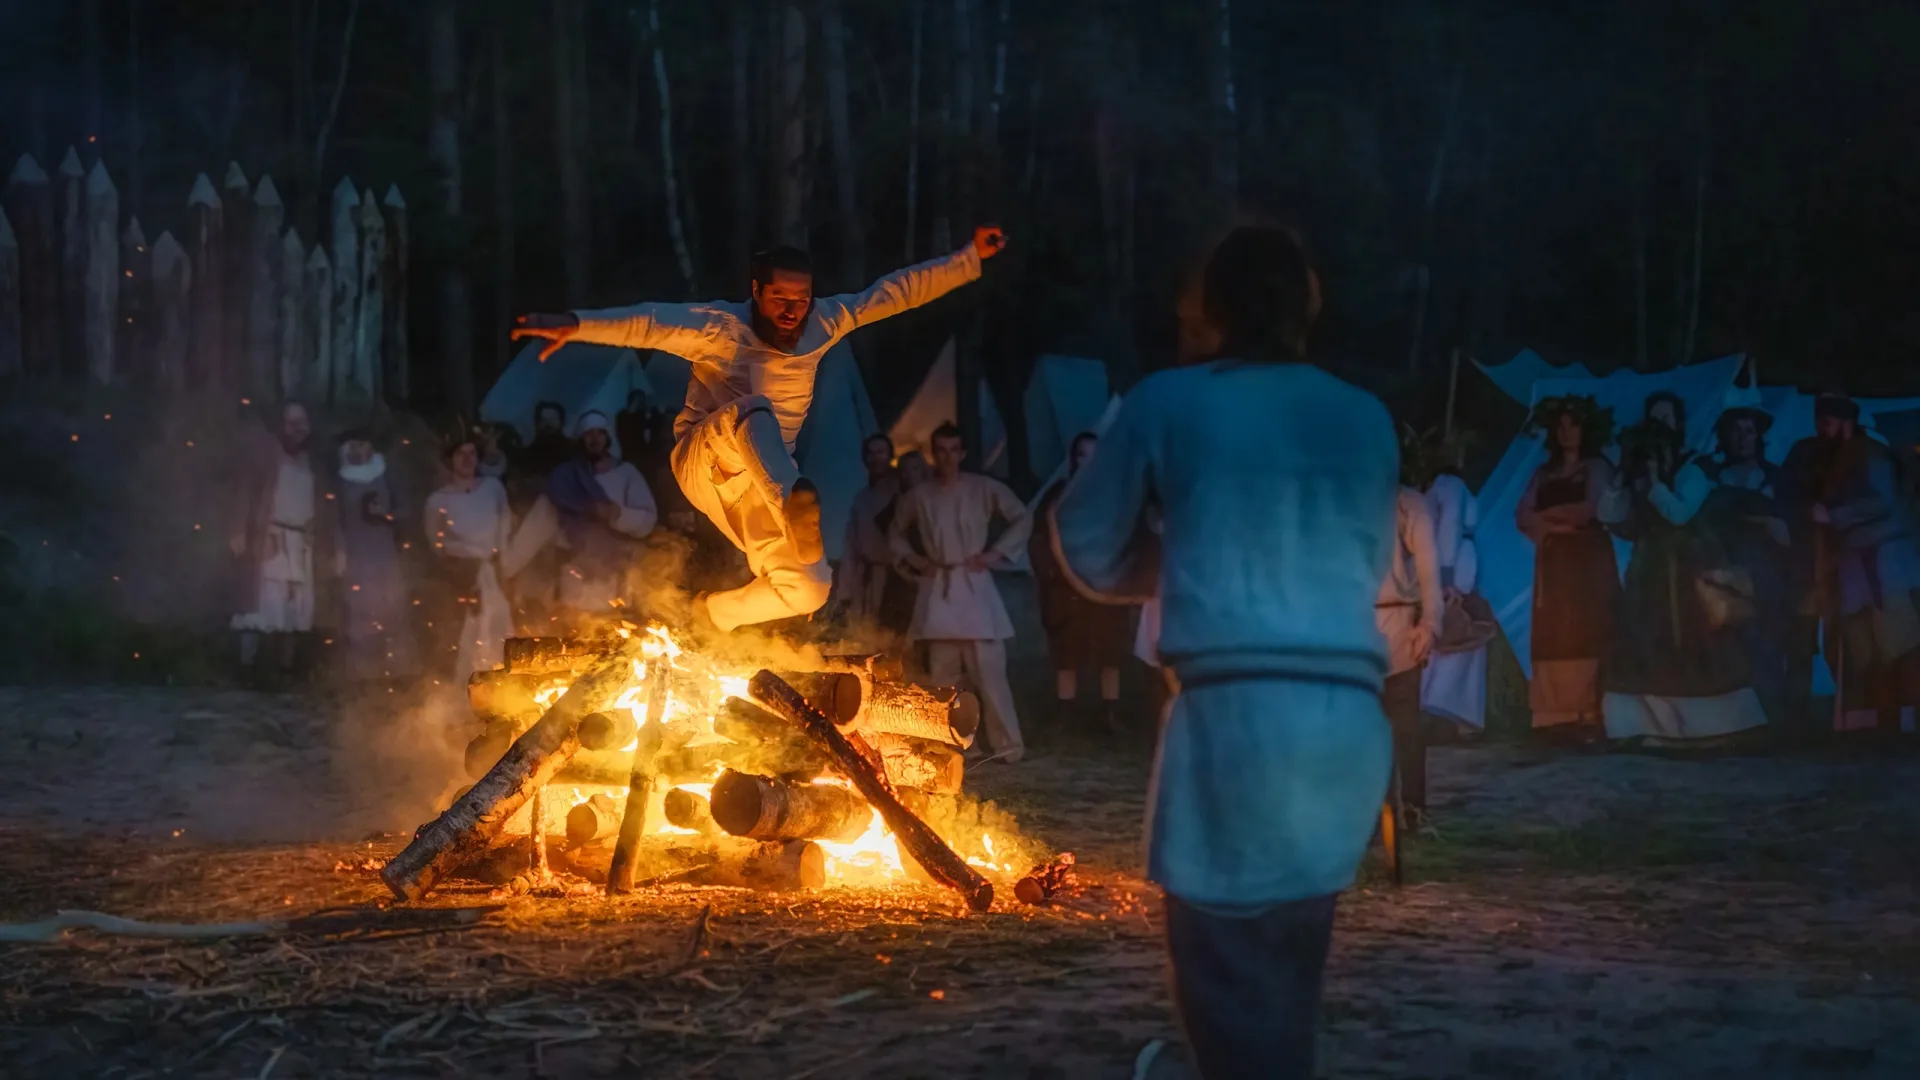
752,310,805,351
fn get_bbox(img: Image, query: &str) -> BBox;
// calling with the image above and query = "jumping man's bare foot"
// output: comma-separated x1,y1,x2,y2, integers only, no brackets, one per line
786,479,825,565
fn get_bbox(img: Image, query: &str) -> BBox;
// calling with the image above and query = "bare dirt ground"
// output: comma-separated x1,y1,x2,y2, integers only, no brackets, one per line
1,686,1917,1079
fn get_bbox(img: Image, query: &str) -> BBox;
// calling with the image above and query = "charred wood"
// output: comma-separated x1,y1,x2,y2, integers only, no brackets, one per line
749,670,994,911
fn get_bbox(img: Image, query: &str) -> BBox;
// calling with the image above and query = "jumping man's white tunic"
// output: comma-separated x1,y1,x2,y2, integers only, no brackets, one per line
568,247,983,630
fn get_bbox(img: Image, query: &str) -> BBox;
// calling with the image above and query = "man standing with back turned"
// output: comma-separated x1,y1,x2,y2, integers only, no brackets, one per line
514,228,1006,632
1050,226,1399,1078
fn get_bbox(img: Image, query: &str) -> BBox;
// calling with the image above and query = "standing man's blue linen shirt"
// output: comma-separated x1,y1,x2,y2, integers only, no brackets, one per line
1051,359,1400,907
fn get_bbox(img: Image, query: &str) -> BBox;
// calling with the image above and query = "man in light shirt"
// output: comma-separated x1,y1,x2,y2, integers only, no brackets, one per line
513,229,1007,631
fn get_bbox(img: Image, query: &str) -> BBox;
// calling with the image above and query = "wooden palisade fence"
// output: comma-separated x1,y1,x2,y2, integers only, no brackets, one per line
0,147,410,407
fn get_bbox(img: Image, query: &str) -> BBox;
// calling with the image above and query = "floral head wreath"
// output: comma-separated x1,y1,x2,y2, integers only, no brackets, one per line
1526,394,1614,458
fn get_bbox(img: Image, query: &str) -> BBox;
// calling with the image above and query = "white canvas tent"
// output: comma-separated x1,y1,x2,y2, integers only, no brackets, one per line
793,342,882,560
1473,348,1594,405
1023,355,1112,482
887,338,1008,475
483,342,657,457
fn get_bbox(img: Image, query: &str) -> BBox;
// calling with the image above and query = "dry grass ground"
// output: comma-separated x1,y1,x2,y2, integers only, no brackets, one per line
1,685,1917,1079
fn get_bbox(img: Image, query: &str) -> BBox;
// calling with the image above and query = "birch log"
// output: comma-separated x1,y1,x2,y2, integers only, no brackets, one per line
354,188,386,402
328,177,360,405
81,160,117,385
148,230,190,392
278,228,310,400
117,217,150,384
3,156,56,378
220,162,250,390
0,209,19,379
57,148,85,378
380,185,409,401
184,173,224,388
246,175,283,399
305,244,333,403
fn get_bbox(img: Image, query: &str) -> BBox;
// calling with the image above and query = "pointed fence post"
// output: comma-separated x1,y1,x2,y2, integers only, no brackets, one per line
381,184,409,402
0,208,19,380
354,187,386,402
306,244,334,405
247,175,284,399
221,162,250,391
2,155,57,378
118,217,151,385
83,159,118,385
278,228,310,401
57,147,85,378
149,230,191,393
329,178,360,405
185,172,225,389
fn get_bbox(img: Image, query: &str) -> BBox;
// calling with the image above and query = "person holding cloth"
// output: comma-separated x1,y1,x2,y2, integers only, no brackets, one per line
1050,225,1398,1078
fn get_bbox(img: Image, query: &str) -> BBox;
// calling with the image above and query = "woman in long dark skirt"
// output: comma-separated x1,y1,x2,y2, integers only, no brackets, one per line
1516,396,1622,737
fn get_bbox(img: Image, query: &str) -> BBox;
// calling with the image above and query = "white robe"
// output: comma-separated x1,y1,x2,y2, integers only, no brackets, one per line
231,456,318,633
426,477,516,679
1421,474,1489,728
834,478,901,621
889,473,1031,641
570,248,982,629
558,460,659,612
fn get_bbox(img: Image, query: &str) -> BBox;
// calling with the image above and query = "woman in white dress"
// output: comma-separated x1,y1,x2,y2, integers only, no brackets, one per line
1421,471,1488,731
424,435,516,680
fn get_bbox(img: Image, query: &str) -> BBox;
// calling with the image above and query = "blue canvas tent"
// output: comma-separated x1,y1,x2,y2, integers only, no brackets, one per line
482,342,657,457
1022,355,1111,482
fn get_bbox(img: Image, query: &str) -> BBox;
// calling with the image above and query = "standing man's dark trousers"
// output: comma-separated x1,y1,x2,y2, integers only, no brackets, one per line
1165,893,1339,1080
1381,665,1427,814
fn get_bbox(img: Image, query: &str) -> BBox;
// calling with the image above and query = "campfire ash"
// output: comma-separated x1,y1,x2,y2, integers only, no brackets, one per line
380,622,1051,910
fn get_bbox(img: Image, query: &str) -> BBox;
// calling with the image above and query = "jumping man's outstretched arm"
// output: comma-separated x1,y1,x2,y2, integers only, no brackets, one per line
814,226,1008,341
511,301,716,363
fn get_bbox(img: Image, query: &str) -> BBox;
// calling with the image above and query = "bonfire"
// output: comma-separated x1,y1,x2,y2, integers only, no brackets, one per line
381,623,1072,911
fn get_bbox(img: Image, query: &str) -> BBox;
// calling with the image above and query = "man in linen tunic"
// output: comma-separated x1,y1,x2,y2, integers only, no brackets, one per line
514,230,1006,631
1376,487,1443,815
889,424,1032,762
230,402,338,683
1050,226,1396,1080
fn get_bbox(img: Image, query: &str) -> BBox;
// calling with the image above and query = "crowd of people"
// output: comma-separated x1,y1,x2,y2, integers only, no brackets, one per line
1518,388,1920,745
224,395,681,696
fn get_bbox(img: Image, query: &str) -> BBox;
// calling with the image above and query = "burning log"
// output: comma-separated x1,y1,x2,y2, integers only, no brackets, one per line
467,669,545,725
1013,852,1077,906
708,770,871,843
689,837,826,891
849,677,980,750
749,670,995,912
464,726,515,780
712,698,831,777
871,733,965,795
504,636,572,672
607,655,674,895
380,636,647,902
663,787,719,835
565,792,621,846
578,710,636,752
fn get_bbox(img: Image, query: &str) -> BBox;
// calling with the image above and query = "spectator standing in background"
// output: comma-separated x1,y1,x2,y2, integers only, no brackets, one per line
334,429,418,690
230,401,339,689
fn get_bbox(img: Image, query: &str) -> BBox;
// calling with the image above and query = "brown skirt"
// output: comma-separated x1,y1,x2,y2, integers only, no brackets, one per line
1532,528,1620,664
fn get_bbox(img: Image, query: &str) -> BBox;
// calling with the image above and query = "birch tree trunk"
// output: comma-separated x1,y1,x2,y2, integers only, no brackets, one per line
382,185,410,402
0,208,19,380
83,160,119,385
1209,0,1238,208
278,227,309,399
57,148,86,379
246,175,284,398
820,0,865,284
431,0,474,411
553,0,591,299
647,0,698,294
904,0,924,263
983,0,1010,196
731,0,754,278
3,155,57,380
491,15,516,377
775,3,809,249
309,0,361,236
950,0,975,229
354,189,386,401
185,173,225,389
328,177,360,404
149,230,190,392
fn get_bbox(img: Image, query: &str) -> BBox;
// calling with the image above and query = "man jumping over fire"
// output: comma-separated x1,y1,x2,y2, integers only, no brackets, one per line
514,227,1007,632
